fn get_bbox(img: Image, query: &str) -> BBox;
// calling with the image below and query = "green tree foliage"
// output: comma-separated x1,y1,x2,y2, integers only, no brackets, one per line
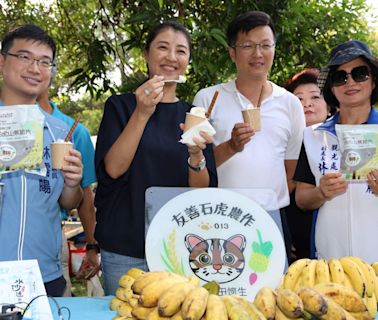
0,0,376,134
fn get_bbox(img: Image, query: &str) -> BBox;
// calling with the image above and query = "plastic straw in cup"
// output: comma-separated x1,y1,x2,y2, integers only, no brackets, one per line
64,115,81,142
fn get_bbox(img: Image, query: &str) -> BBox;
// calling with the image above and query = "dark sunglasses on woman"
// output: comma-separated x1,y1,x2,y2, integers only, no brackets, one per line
331,65,370,87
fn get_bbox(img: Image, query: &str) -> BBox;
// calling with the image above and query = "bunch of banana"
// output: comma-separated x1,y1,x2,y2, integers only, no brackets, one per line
251,284,374,320
109,267,145,317
280,256,378,318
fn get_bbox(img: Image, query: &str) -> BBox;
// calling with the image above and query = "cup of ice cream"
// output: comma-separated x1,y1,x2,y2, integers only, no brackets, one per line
51,140,73,169
242,104,261,131
184,107,207,132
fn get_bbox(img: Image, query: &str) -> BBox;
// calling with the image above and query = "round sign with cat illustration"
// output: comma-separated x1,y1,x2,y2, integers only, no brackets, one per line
145,188,286,300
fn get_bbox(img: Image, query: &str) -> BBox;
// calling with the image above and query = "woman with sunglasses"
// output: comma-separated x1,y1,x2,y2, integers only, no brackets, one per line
294,40,378,263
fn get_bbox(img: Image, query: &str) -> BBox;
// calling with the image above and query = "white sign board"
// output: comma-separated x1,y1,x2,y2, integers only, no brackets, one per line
0,259,53,319
145,188,286,300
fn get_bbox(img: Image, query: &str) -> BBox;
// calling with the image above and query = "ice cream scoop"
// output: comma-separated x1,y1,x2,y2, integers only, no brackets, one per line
189,106,206,118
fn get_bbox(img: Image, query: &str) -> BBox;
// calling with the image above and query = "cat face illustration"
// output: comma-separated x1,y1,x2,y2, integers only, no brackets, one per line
184,233,246,284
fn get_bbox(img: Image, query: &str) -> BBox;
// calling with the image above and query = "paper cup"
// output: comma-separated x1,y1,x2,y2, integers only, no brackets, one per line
242,108,261,131
51,141,73,169
184,113,206,132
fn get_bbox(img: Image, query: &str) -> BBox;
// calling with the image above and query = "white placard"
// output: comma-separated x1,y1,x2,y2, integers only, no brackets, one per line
145,188,286,300
0,260,53,319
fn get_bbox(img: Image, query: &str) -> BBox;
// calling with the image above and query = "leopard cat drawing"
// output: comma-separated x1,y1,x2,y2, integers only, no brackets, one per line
184,233,246,284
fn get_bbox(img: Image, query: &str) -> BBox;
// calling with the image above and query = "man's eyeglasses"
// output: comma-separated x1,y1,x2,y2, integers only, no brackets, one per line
331,66,370,87
2,52,55,70
232,42,275,52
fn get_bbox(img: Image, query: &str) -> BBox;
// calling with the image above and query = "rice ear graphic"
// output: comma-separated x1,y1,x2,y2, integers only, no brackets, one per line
161,229,185,275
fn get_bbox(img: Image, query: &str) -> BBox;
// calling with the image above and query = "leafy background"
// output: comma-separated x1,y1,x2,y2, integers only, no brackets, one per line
0,0,377,134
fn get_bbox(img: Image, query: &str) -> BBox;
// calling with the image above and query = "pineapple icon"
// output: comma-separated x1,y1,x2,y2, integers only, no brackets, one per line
248,229,273,273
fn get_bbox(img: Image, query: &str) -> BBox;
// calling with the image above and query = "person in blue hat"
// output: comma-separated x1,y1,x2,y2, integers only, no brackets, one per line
294,40,378,262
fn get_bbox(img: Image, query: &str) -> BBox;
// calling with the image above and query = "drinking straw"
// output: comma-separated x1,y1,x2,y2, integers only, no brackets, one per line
206,90,219,118
64,115,81,142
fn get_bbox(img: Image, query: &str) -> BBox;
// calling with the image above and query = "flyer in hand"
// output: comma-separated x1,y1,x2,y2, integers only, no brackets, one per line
0,105,44,173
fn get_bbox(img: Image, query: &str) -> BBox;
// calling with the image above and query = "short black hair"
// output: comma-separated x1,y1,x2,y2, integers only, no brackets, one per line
323,57,378,109
226,11,276,47
145,20,191,55
1,24,56,60
285,69,320,93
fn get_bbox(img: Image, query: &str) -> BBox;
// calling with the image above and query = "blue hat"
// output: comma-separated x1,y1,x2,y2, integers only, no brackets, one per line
329,40,375,66
318,40,378,92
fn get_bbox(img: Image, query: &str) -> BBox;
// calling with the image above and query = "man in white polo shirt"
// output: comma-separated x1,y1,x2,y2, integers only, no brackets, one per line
193,11,305,261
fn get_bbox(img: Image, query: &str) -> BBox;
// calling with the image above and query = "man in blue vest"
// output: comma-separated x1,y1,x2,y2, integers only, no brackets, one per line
0,24,83,296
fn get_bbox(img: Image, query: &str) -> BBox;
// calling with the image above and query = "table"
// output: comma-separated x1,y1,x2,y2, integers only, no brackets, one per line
48,296,378,320
49,296,116,320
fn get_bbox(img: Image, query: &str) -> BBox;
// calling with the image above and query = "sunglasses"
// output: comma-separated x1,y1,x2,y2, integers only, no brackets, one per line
331,65,370,87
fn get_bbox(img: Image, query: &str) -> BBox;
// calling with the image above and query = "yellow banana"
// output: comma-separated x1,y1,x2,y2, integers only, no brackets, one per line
222,295,250,320
294,273,304,292
275,305,303,320
302,259,317,288
283,258,310,290
131,304,155,319
132,271,170,294
314,282,367,313
117,301,133,317
112,316,129,320
340,257,367,297
204,294,228,320
349,310,375,320
109,297,124,311
364,293,377,318
328,259,345,285
126,267,146,279
371,262,378,277
344,310,359,320
171,310,184,320
320,296,347,320
118,274,135,290
146,307,168,320
276,288,304,318
253,287,276,320
128,297,138,308
315,259,331,284
158,282,194,316
234,296,267,320
296,286,328,317
139,275,188,307
115,287,131,302
344,273,355,290
347,256,374,298
181,286,208,320
365,264,378,303
188,275,200,287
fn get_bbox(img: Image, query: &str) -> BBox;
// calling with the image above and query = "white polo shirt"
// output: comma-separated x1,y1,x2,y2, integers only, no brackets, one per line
193,79,305,208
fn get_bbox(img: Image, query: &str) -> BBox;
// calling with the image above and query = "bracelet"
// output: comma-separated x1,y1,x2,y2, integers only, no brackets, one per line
86,243,100,253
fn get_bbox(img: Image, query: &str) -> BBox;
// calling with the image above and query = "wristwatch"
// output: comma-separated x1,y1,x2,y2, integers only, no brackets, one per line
188,157,206,172
86,243,100,253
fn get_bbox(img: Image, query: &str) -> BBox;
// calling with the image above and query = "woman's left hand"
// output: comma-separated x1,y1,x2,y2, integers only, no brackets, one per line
367,170,378,195
180,123,213,155
61,149,83,188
